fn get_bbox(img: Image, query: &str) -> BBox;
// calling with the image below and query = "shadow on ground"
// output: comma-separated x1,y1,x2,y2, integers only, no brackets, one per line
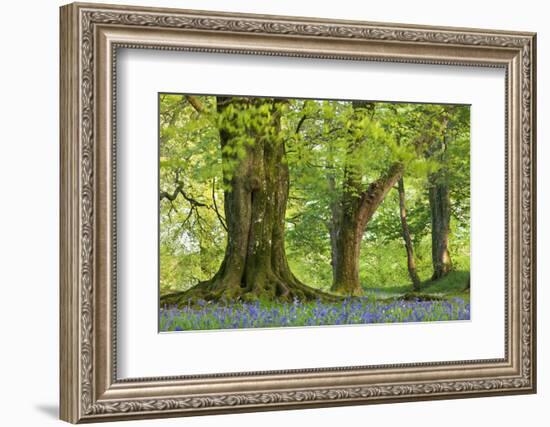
35,404,58,419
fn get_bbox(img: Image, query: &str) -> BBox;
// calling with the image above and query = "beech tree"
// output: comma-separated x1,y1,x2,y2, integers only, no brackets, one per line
162,96,331,304
330,160,403,295
429,171,453,279
426,106,470,280
397,177,421,290
290,102,410,295
158,95,471,303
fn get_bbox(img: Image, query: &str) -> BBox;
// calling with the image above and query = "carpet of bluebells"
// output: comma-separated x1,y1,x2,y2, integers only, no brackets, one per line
159,297,470,332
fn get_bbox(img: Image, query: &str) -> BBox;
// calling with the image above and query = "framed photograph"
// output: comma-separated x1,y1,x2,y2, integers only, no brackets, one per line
60,2,536,423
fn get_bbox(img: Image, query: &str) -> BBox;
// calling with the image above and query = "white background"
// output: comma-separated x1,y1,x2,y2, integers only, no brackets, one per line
117,50,505,377
0,0,546,426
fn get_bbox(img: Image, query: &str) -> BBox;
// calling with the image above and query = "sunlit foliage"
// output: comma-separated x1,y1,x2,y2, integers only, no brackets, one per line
159,94,470,299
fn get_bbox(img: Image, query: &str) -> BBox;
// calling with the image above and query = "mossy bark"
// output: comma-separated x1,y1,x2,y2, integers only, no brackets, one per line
426,116,453,281
329,102,405,296
331,163,404,296
397,177,421,291
162,98,335,307
429,179,452,280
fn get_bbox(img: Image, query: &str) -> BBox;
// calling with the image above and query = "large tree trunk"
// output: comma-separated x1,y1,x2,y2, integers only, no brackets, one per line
429,178,452,280
423,115,453,281
162,98,333,306
331,163,403,295
397,178,421,290
329,102,404,296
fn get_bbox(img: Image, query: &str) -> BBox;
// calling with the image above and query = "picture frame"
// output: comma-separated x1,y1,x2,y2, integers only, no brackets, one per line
59,2,536,423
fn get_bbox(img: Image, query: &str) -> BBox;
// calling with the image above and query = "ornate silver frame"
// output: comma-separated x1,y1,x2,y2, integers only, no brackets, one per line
60,2,536,423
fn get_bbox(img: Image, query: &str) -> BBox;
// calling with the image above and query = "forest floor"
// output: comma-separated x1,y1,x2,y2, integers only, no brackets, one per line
159,271,470,332
363,270,470,302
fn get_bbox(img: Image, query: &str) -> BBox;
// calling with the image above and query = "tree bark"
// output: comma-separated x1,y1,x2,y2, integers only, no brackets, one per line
429,178,452,280
328,102,404,296
422,114,454,281
326,171,341,284
331,162,404,295
397,178,421,290
161,97,334,306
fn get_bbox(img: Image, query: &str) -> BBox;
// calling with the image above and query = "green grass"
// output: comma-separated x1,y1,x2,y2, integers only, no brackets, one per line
363,270,470,303
422,270,470,294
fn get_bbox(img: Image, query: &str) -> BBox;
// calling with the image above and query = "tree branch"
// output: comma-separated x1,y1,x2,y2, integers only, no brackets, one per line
160,183,208,207
295,115,308,134
358,162,404,226
211,178,228,232
185,95,206,114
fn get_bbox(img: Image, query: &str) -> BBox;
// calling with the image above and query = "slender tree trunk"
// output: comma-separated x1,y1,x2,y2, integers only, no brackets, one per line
326,172,341,284
331,163,404,295
429,178,452,280
397,178,421,290
161,98,333,306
